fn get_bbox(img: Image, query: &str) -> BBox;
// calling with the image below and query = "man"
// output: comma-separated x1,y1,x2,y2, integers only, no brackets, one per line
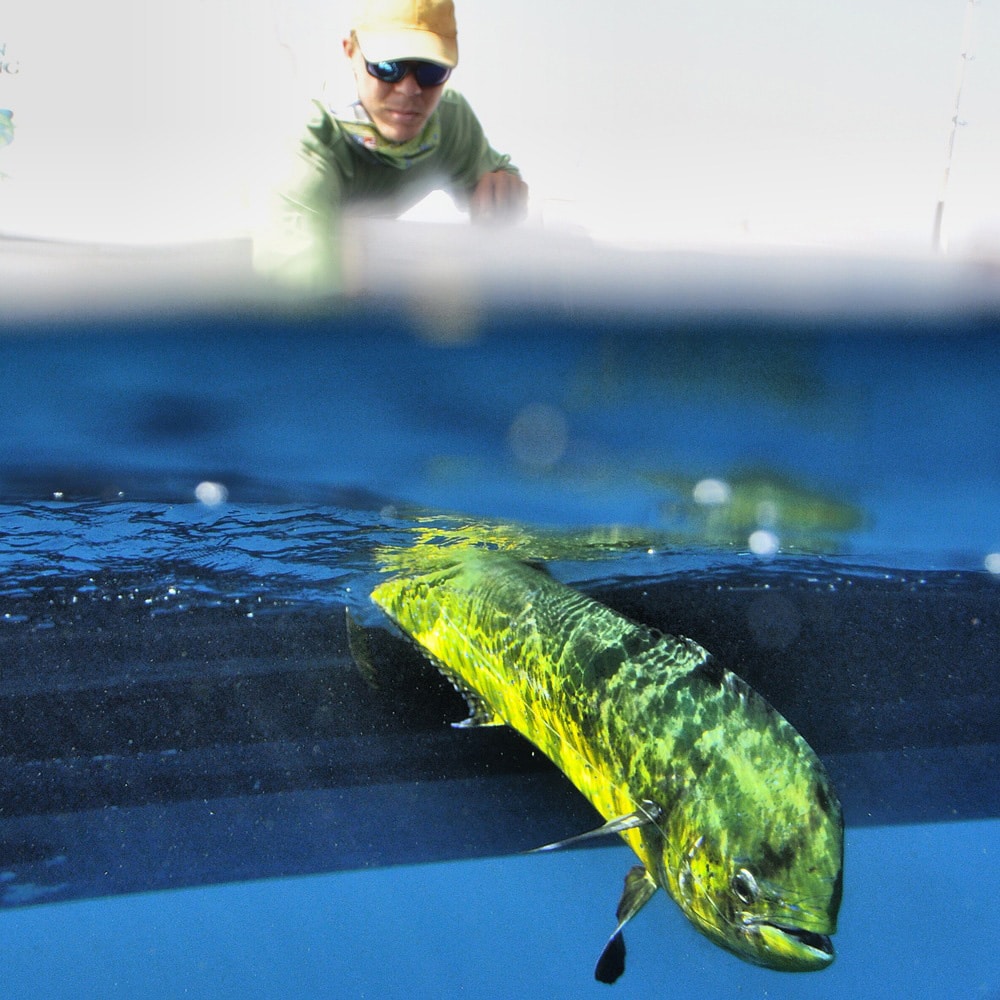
254,0,528,291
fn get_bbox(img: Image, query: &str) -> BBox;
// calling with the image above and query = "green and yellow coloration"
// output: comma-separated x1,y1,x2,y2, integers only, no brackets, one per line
371,544,843,981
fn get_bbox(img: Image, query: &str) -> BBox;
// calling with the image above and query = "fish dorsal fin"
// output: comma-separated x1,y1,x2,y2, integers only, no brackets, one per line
522,559,553,576
450,693,503,728
415,650,501,728
530,801,661,853
594,866,658,984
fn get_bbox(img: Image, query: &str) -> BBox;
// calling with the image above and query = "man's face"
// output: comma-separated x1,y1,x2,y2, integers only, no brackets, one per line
344,36,447,144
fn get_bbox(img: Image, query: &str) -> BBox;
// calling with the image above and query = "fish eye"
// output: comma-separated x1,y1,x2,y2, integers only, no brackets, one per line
731,868,759,905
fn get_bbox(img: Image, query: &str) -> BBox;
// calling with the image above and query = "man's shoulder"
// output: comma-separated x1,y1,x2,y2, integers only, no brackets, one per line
437,89,478,122
286,97,362,169
270,96,343,153
302,98,347,147
434,89,487,149
301,98,332,138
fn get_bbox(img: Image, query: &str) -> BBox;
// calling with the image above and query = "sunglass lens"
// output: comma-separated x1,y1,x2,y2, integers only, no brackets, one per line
413,62,451,87
367,60,406,83
366,59,450,87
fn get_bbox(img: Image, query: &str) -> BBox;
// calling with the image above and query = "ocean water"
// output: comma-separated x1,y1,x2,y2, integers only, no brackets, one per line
1,302,998,998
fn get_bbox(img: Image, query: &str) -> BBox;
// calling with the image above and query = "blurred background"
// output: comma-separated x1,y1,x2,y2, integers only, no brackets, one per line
3,7,999,998
1,0,998,255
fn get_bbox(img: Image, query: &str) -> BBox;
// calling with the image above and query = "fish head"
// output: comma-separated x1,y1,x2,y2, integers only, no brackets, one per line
650,683,844,971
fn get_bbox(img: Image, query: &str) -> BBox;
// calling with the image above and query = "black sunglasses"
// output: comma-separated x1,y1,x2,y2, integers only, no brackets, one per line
365,58,451,88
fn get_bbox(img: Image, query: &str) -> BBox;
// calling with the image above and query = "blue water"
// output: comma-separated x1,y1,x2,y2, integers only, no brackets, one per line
2,822,998,999
2,305,998,997
2,314,998,564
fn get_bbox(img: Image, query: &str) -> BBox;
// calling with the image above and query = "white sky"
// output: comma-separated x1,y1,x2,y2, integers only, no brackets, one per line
1,0,998,255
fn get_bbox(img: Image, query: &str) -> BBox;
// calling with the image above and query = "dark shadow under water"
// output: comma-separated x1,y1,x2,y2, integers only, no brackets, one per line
1,545,995,910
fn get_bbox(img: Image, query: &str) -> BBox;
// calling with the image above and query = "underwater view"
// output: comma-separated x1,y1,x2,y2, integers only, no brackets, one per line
2,304,998,998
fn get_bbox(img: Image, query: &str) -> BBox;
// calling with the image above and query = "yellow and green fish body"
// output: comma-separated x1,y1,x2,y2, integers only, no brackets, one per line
371,545,843,979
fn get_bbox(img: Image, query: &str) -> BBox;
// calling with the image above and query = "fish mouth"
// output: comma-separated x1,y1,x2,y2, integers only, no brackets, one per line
754,921,835,970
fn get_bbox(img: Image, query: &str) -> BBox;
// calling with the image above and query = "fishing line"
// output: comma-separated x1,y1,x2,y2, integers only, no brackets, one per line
932,0,981,253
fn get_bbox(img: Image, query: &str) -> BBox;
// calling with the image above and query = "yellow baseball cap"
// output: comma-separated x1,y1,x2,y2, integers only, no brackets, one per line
354,0,459,68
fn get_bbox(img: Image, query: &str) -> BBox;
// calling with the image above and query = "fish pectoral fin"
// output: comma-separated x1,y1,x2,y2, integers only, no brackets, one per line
345,607,380,690
594,866,658,984
530,801,661,853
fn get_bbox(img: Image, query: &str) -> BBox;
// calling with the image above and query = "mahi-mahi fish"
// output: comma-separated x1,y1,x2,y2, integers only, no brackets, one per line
371,544,843,982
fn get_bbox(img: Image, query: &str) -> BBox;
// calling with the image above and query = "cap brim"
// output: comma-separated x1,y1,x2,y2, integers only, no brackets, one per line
355,28,457,67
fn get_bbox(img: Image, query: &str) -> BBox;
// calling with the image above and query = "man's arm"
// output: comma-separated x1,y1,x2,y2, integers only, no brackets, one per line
438,91,528,224
469,169,528,223
252,103,345,292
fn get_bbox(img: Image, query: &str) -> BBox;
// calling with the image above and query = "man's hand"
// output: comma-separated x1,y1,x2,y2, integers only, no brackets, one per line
469,170,528,224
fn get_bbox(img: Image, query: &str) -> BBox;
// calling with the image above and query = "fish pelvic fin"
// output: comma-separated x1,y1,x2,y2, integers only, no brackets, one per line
594,866,658,984
615,864,659,927
530,801,662,853
594,931,625,985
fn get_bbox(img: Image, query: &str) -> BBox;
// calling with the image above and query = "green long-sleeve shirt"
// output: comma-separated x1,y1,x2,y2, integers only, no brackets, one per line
253,89,519,291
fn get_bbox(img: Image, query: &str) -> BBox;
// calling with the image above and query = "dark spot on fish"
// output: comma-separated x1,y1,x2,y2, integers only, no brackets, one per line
759,839,798,877
620,627,662,660
585,646,628,685
685,745,712,781
692,656,727,689
814,779,834,817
